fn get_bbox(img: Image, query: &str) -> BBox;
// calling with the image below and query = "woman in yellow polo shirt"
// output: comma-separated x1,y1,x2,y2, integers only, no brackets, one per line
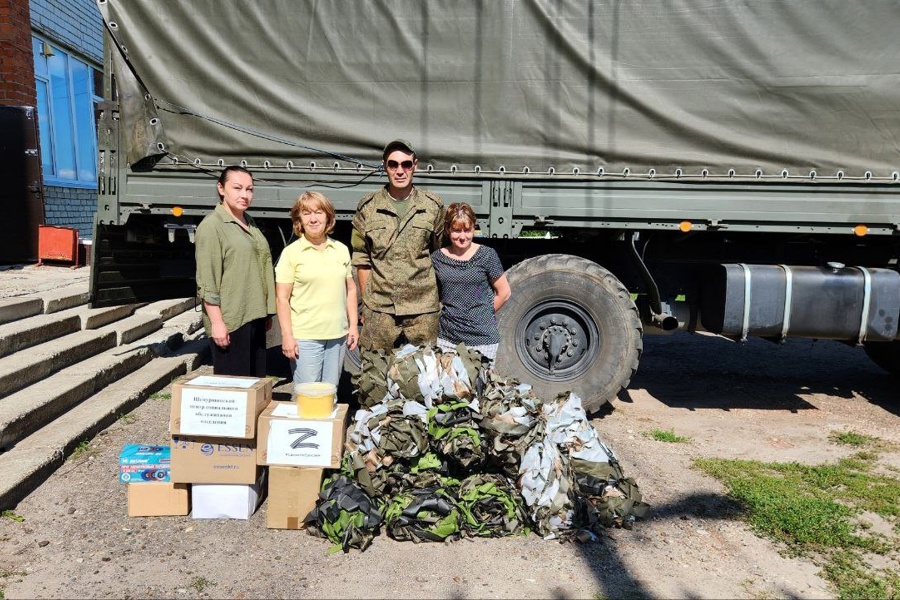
275,192,359,387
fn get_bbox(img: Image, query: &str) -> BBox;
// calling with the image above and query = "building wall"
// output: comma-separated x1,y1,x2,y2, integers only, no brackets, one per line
43,185,94,239
30,0,101,63
0,0,36,106
31,0,103,240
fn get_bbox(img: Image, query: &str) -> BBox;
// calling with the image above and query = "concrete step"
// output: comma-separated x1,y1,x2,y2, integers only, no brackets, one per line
75,303,141,330
0,305,203,449
41,283,90,314
0,297,42,325
0,335,209,510
0,329,118,397
0,310,83,358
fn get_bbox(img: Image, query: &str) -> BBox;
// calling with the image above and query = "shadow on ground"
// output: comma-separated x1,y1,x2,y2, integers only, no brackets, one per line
620,333,898,417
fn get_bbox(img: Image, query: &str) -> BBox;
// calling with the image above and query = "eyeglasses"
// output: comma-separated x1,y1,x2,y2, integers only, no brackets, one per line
386,160,414,171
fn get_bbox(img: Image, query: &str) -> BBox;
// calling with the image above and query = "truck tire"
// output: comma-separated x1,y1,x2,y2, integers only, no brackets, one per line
495,254,642,414
863,340,900,378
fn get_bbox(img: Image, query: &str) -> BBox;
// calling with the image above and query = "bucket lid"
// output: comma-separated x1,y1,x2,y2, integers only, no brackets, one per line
294,382,336,395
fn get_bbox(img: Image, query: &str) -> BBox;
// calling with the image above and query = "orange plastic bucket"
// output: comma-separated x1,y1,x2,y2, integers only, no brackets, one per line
294,382,336,418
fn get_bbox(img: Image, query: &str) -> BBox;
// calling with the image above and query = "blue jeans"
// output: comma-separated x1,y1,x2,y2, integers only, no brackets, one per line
291,337,347,387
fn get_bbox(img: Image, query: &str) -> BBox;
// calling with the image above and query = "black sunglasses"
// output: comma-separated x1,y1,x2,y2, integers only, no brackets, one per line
386,160,414,171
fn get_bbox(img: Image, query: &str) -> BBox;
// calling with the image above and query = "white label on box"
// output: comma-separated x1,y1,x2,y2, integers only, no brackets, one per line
179,388,249,437
266,419,334,466
188,375,259,389
270,403,336,419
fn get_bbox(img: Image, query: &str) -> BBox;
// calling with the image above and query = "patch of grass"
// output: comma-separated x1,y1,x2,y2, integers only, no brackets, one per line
117,412,137,425
0,569,26,600
0,511,23,522
695,440,900,599
189,576,215,594
831,431,877,447
642,428,690,443
150,392,171,401
69,440,92,461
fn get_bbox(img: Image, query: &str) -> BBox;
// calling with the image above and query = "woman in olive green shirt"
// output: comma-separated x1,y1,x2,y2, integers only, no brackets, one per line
195,166,275,376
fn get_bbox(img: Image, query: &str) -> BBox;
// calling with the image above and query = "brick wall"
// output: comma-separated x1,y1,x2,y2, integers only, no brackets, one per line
43,185,95,239
0,0,36,106
30,0,102,63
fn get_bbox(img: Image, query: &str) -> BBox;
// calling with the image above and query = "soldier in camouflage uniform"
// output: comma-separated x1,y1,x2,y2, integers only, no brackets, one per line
351,139,446,351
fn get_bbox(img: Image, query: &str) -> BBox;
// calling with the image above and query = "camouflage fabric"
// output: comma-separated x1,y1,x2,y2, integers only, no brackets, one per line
427,399,484,472
330,343,650,550
359,308,439,353
518,439,574,537
376,402,430,460
351,187,445,317
385,486,461,543
305,474,385,553
457,473,528,538
478,378,546,478
571,458,650,531
352,348,391,408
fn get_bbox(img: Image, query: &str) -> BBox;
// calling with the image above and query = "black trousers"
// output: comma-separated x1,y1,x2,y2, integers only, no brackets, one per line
210,317,268,377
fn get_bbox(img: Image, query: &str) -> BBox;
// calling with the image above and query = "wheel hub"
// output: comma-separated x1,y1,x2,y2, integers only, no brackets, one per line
519,303,596,379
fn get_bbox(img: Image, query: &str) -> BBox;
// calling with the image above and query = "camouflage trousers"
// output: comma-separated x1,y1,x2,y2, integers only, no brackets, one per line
360,306,439,352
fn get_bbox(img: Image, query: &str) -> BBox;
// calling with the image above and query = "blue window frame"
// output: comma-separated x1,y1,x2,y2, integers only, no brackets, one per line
32,37,101,188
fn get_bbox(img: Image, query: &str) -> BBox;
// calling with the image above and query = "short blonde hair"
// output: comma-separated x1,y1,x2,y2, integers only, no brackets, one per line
290,191,336,237
443,202,476,238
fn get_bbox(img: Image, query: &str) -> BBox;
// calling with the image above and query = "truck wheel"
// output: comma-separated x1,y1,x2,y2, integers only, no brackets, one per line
863,340,900,378
495,254,643,414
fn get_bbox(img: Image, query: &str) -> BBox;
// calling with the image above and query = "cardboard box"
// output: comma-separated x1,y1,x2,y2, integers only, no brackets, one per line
192,470,266,520
118,444,171,483
170,435,259,484
170,374,272,439
266,466,324,529
257,401,348,468
127,482,189,517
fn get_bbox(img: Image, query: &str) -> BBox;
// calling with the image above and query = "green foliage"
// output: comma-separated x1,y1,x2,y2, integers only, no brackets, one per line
69,440,92,460
150,392,171,400
831,431,876,447
695,440,900,599
117,412,136,425
0,511,23,522
643,428,690,443
189,576,215,593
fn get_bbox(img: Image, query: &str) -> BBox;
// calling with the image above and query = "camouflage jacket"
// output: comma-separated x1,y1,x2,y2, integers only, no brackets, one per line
351,187,445,316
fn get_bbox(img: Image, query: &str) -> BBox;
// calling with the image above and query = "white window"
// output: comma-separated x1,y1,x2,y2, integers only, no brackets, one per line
32,37,101,188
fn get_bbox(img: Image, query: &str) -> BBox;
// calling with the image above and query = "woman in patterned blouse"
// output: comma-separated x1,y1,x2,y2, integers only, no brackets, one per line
430,203,511,362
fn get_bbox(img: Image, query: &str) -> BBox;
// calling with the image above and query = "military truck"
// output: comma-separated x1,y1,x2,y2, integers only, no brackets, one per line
91,0,900,412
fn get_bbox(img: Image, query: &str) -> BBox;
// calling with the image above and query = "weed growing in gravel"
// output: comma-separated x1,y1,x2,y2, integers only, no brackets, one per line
117,412,137,425
643,428,690,443
0,569,26,600
0,511,23,522
150,392,171,400
695,438,900,599
189,576,215,593
69,440,91,461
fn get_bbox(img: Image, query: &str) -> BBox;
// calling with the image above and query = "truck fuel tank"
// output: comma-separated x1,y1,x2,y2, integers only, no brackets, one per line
700,264,900,342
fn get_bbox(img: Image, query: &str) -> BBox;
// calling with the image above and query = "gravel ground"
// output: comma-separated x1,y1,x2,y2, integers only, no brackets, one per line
1,264,899,599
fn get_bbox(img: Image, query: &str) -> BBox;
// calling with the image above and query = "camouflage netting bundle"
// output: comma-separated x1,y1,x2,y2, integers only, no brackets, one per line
304,474,385,553
427,399,485,472
457,473,528,537
384,485,462,543
478,375,547,478
313,344,649,551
